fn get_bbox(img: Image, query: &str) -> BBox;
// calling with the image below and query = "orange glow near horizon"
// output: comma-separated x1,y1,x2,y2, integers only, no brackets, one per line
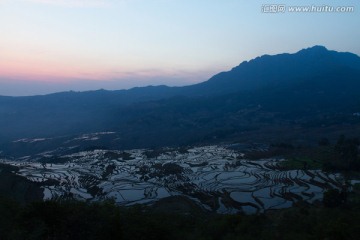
0,56,213,85
2,0,358,96
0,46,217,84
0,61,107,82
0,45,213,84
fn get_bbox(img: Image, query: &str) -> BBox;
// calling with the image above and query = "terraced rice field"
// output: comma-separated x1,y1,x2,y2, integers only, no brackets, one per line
1,145,343,214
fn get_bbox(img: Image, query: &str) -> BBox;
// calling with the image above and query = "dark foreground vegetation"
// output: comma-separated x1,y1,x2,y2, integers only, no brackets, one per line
244,135,360,173
1,185,360,240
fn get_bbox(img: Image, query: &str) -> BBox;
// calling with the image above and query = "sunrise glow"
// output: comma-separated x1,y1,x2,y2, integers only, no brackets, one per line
1,0,359,95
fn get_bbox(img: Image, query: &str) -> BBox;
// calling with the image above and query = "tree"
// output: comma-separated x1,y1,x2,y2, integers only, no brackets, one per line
324,135,360,171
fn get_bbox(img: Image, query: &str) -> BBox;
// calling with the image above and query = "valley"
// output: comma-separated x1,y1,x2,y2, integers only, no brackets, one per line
0,46,359,215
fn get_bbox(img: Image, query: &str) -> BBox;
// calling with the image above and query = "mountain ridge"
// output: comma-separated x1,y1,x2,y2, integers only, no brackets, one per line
1,45,359,99
188,45,360,95
1,45,360,157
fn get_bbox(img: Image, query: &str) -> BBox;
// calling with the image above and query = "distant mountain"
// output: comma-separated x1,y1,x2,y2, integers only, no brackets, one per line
2,46,359,100
1,46,360,157
186,45,360,95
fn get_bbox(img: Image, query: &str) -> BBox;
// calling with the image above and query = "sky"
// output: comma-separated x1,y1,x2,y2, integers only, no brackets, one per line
0,0,359,96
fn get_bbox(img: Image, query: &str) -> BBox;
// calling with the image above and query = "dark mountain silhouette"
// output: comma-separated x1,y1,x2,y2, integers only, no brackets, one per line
1,46,360,157
186,45,360,95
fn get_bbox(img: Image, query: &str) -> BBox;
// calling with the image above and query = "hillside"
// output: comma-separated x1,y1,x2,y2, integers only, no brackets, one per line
1,46,360,157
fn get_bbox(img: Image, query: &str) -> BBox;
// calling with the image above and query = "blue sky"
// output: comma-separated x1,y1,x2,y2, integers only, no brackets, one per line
0,0,359,96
